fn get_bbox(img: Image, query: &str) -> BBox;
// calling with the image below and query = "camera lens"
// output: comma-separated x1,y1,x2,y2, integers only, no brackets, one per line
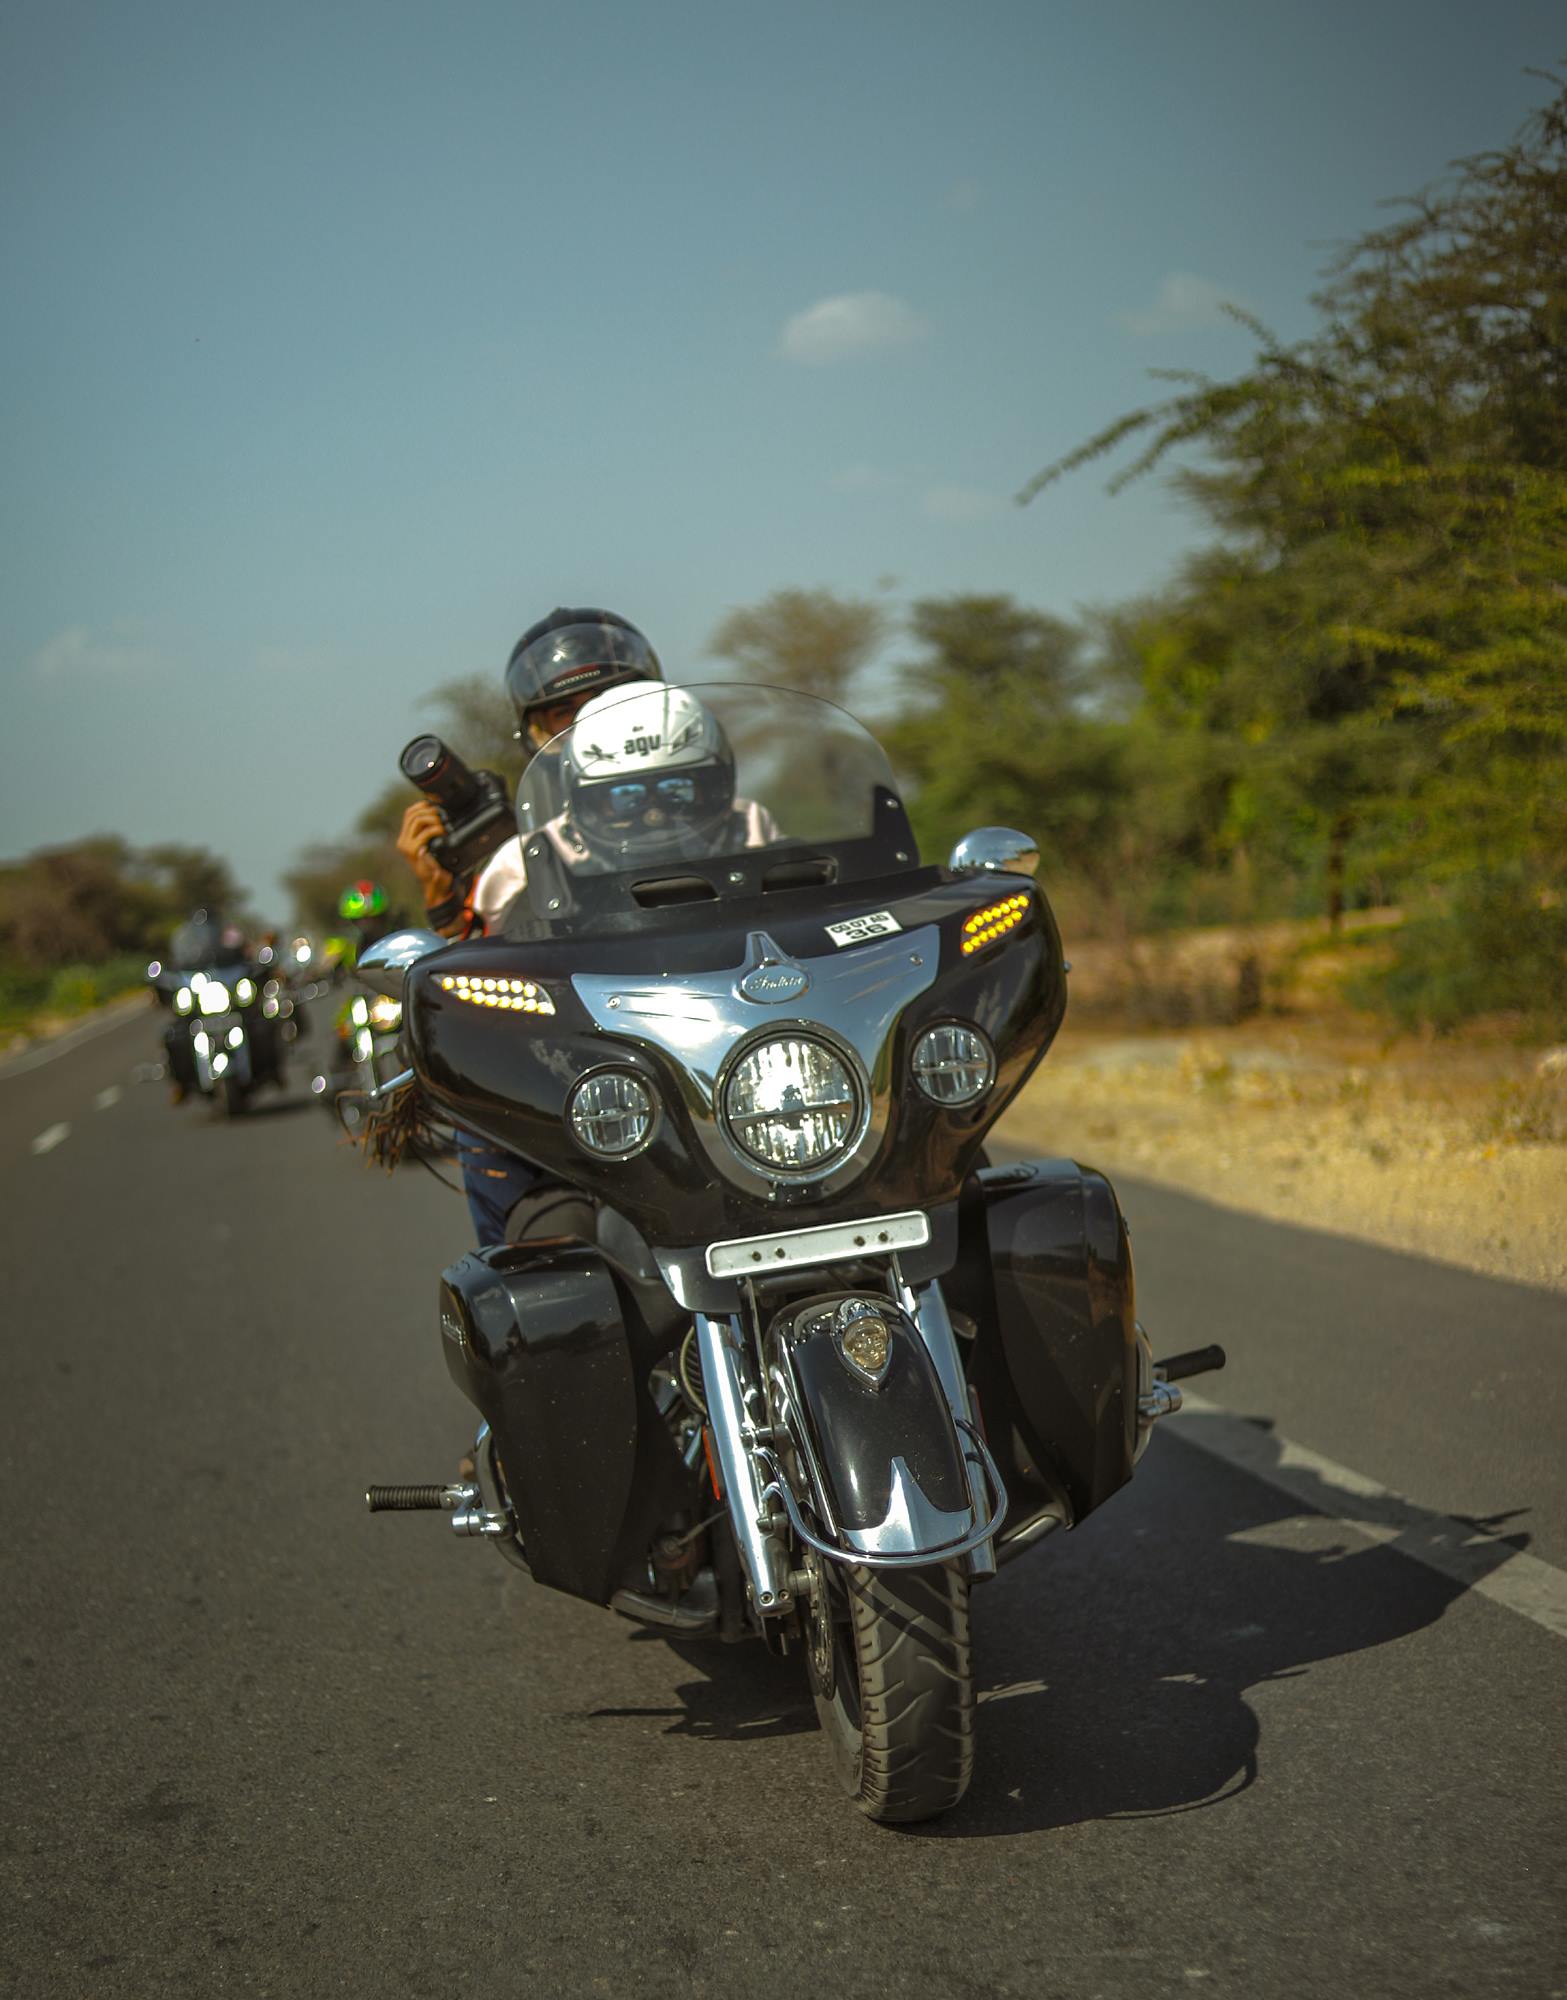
400,735,446,785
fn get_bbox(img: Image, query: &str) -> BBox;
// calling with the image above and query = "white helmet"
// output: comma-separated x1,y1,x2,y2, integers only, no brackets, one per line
561,684,736,861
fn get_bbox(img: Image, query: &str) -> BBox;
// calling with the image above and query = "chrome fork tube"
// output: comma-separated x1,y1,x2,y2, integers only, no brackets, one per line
693,1313,790,1616
903,1277,998,1579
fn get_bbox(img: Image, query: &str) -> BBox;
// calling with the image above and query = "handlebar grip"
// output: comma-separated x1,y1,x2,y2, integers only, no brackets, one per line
1154,1344,1227,1383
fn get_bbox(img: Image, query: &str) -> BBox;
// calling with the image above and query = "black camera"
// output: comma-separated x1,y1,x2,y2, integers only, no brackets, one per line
399,735,514,883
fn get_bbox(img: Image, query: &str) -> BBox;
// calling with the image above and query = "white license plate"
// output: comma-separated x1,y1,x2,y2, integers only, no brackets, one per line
825,911,903,948
706,1210,931,1278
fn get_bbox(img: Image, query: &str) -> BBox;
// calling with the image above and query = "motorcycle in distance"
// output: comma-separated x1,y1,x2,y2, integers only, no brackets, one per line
309,982,406,1134
150,915,289,1117
359,684,1225,1823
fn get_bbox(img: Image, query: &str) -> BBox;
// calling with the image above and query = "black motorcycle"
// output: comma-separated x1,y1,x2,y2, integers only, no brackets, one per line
152,920,288,1117
360,685,1221,1822
309,981,405,1131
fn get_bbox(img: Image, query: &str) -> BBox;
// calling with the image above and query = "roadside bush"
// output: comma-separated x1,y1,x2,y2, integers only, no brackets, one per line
1351,873,1567,1035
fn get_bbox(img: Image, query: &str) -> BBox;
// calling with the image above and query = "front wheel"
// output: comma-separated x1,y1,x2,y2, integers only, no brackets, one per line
810,1559,974,1823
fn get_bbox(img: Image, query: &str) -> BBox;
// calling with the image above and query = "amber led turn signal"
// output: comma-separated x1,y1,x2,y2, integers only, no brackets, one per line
438,972,555,1015
960,892,1031,955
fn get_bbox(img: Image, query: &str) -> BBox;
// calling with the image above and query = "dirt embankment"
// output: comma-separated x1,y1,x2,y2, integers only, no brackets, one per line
995,919,1567,1294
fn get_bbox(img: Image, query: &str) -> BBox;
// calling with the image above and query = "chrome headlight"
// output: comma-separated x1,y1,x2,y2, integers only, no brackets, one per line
721,1035,861,1176
568,1071,657,1158
235,977,257,1006
911,1024,995,1106
199,981,231,1015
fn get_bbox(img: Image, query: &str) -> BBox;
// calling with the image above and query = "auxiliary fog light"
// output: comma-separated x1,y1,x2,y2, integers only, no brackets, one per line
439,972,555,1015
911,1024,995,1106
175,987,193,1015
211,1053,228,1075
567,1071,656,1158
235,978,256,1005
226,1025,245,1049
960,892,1031,957
192,1032,211,1057
368,996,403,1031
722,1035,860,1175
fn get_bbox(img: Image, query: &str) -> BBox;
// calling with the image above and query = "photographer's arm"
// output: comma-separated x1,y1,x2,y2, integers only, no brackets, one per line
397,802,472,937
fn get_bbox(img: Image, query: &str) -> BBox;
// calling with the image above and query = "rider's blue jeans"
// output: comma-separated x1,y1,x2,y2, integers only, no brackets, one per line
453,1128,544,1247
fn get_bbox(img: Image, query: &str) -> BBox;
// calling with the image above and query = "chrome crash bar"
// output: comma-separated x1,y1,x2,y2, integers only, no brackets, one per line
755,1419,1007,1573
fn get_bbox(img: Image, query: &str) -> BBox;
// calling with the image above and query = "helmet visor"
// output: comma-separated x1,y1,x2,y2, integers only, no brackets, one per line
506,620,662,726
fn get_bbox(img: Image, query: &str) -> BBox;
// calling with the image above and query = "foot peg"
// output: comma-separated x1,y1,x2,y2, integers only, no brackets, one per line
1136,1338,1227,1429
365,1481,510,1537
366,1483,461,1511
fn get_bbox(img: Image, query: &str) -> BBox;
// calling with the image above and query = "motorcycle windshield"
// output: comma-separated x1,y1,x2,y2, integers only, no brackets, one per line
514,683,913,915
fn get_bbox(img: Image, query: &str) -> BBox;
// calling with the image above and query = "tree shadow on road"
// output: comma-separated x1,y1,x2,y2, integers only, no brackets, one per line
911,1419,1535,1839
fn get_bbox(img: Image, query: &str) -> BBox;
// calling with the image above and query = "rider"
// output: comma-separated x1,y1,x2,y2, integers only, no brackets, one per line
397,609,665,939
392,610,665,1244
334,879,399,963
512,680,776,909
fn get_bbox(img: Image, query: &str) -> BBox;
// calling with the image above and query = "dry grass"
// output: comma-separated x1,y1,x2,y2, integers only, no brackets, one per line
999,1009,1567,1291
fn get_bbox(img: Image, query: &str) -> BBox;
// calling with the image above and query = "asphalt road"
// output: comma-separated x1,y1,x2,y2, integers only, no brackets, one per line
3,1006,1563,1998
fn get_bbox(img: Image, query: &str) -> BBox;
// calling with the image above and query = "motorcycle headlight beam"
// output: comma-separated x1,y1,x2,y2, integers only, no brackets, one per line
720,1034,863,1177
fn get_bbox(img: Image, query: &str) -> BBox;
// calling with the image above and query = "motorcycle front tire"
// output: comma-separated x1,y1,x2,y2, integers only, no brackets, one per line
814,1559,974,1823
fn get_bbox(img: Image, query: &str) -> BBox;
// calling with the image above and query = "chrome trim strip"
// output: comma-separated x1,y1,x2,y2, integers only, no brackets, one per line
706,1209,930,1279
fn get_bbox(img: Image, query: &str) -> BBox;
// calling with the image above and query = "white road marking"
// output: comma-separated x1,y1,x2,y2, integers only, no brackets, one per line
93,1085,122,1110
31,1123,70,1156
1177,1392,1567,1642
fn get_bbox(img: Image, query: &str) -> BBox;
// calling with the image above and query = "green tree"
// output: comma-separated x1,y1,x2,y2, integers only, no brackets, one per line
1020,73,1567,1010
882,595,1151,925
708,588,886,703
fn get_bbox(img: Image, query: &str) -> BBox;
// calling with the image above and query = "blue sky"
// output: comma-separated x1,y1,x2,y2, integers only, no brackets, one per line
3,0,1560,916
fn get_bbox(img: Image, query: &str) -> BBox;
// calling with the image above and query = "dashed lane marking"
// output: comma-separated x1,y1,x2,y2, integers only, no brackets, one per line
30,1123,70,1156
1177,1391,1567,1642
93,1085,122,1110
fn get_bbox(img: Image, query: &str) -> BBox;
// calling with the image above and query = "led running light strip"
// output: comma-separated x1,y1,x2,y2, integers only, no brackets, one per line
438,972,555,1015
961,891,1032,956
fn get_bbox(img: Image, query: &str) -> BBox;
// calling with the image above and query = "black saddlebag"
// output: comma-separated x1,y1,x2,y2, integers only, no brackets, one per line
439,1240,691,1605
948,1158,1138,1539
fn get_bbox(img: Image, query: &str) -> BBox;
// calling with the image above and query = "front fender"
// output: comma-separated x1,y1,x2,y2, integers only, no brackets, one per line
765,1294,976,1559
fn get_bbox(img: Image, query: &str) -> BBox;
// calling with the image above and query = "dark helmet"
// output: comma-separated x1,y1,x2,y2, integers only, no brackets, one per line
504,608,663,740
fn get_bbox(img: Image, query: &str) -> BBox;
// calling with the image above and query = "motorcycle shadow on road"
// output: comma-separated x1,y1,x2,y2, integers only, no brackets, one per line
908,1419,1535,1840
587,1629,820,1744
